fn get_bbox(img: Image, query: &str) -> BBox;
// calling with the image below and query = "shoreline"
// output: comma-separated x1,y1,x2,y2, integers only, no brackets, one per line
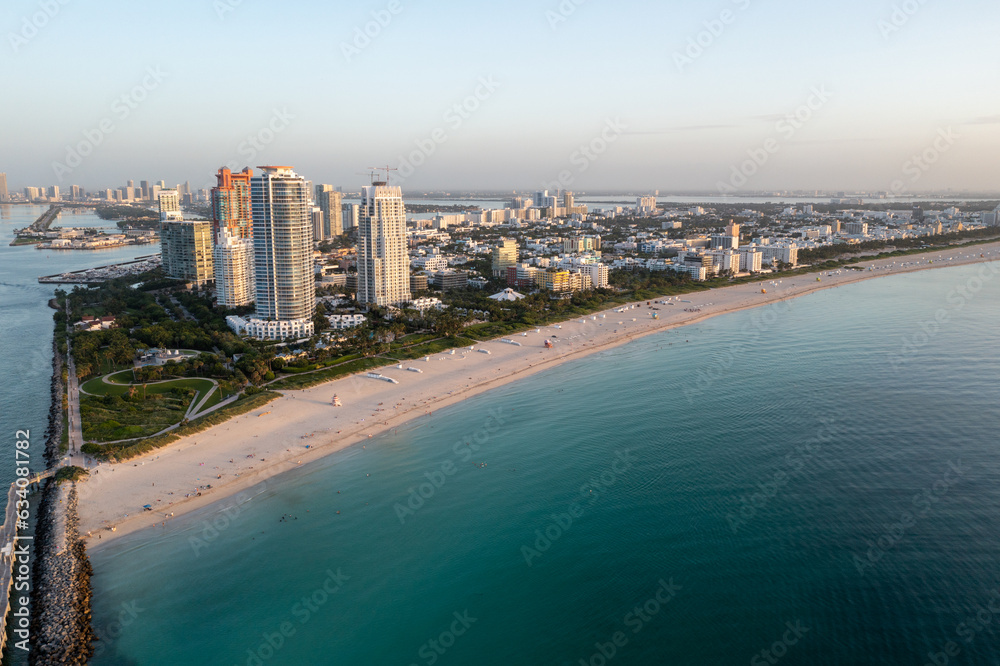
81,241,1000,553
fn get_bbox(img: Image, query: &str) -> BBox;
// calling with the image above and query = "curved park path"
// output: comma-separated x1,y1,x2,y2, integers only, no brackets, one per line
78,371,242,445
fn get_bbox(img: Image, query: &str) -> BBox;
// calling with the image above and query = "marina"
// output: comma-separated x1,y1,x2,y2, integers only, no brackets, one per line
37,255,161,285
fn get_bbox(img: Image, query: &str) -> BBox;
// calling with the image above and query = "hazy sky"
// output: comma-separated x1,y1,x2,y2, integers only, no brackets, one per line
2,0,999,194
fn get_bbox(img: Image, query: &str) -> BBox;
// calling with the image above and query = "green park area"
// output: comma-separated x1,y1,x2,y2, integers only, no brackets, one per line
79,376,224,442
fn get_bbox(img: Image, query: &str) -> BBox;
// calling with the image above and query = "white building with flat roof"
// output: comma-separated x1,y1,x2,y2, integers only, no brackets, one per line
576,263,610,289
760,244,799,267
227,316,313,340
328,314,367,330
739,247,764,273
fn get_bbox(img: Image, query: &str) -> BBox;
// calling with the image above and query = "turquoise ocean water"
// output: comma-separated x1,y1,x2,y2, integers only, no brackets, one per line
90,260,1000,665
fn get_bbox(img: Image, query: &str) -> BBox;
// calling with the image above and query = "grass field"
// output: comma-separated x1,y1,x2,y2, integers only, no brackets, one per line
79,376,220,442
268,357,386,391
81,389,195,442
105,370,136,384
384,336,477,361
80,376,215,398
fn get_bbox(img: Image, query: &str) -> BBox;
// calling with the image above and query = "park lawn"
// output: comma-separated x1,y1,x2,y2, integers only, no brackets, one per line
268,358,385,391
105,370,135,384
393,332,443,346
385,336,477,360
81,389,195,442
463,321,535,341
80,376,125,396
196,385,226,413
81,376,215,398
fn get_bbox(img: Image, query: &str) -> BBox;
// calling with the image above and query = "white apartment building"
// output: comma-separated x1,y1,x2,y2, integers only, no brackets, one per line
760,245,799,266
708,250,741,275
412,254,449,272
158,190,182,221
328,314,367,330
358,184,412,307
251,166,315,338
214,232,255,308
637,196,658,215
576,263,610,289
226,316,314,340
410,297,445,312
739,248,764,273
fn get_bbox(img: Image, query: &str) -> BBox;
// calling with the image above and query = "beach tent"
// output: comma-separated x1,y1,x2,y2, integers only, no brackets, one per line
489,288,525,302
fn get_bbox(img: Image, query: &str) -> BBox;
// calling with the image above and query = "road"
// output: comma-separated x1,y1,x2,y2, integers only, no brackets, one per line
64,304,85,468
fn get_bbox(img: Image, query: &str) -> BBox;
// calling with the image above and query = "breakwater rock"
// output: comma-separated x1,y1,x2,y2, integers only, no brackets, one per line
28,483,95,665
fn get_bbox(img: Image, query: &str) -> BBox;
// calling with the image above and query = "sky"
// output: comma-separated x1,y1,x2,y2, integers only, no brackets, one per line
2,0,999,194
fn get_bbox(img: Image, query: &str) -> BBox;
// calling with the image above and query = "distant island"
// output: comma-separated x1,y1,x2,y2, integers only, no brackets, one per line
405,203,481,214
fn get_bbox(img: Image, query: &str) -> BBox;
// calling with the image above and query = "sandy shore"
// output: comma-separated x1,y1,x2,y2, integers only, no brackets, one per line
80,241,1000,551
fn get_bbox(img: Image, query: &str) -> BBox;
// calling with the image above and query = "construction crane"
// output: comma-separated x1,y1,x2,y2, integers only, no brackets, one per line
353,167,398,185
366,165,398,185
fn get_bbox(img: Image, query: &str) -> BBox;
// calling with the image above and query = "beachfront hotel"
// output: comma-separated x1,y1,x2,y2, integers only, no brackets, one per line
357,183,411,307
243,166,315,339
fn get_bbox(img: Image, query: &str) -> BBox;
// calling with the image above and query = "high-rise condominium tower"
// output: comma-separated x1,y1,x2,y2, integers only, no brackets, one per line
358,183,411,307
0,173,8,202
212,167,256,308
212,167,253,240
158,190,182,220
251,166,315,324
214,232,255,308
161,220,214,285
344,203,359,230
315,185,344,238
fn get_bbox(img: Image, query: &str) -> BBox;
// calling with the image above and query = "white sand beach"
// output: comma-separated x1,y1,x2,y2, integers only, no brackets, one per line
79,242,1000,550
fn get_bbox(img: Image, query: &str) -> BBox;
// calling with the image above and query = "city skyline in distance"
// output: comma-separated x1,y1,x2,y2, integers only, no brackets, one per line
2,0,999,193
